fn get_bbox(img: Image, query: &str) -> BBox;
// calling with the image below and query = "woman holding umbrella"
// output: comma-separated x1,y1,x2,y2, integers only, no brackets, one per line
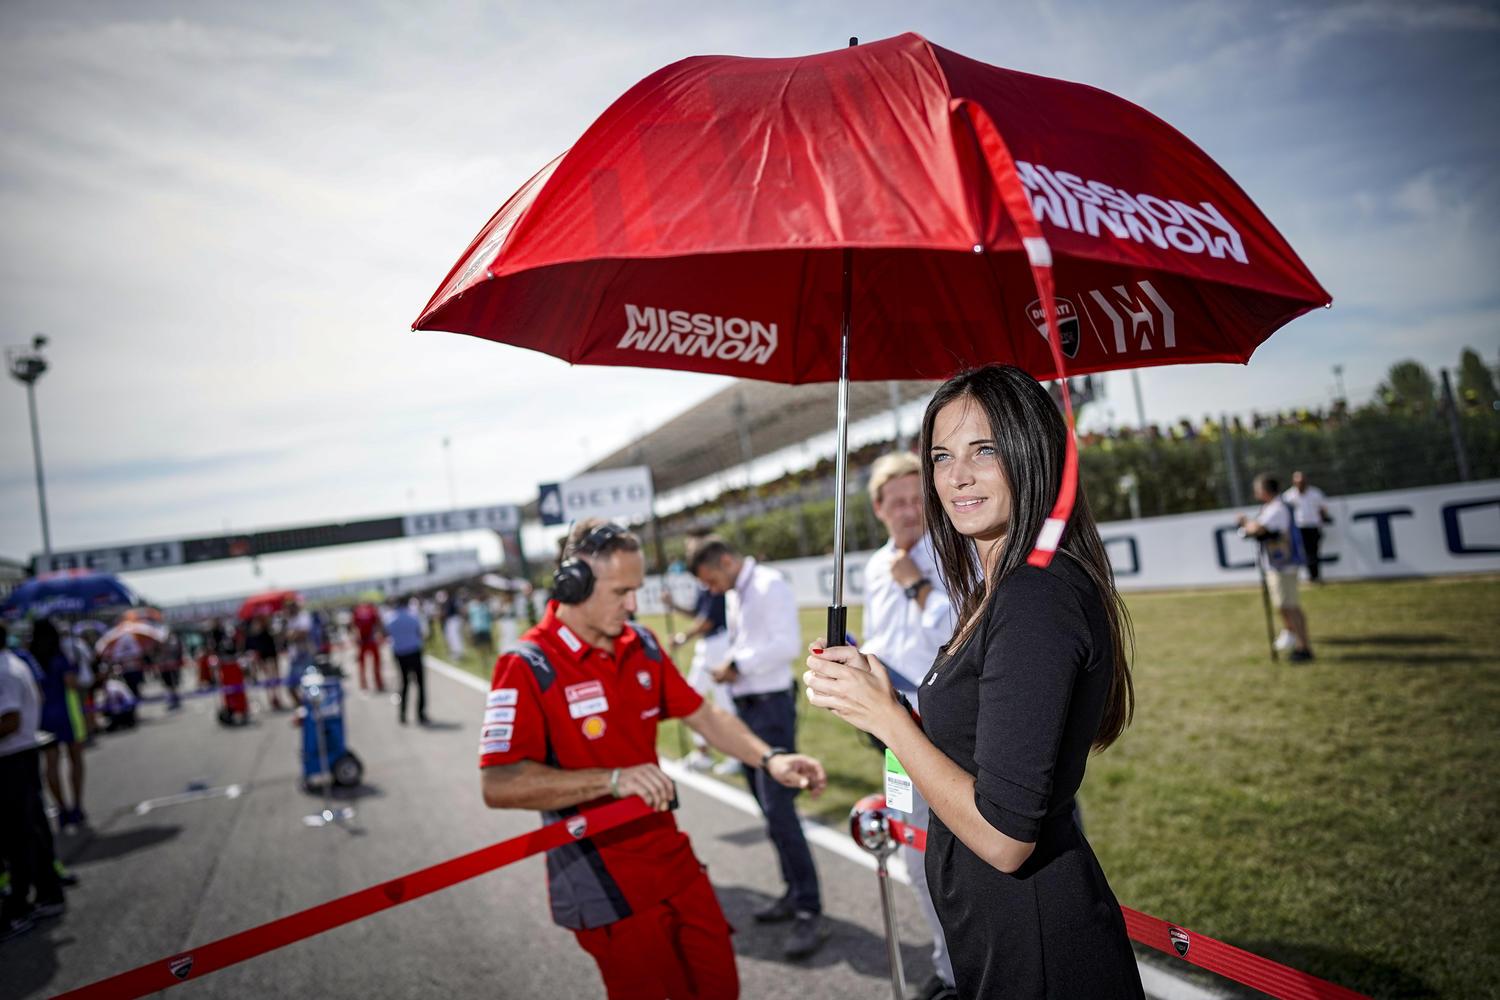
805,365,1142,999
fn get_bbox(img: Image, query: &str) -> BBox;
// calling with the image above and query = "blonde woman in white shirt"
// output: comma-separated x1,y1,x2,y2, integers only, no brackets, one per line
862,451,959,1000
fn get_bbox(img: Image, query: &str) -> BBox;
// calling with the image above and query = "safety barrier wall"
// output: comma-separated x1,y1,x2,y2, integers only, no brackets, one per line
637,479,1500,612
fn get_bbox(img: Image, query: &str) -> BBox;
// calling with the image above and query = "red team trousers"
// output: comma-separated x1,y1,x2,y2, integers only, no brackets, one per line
357,641,383,691
573,867,738,1000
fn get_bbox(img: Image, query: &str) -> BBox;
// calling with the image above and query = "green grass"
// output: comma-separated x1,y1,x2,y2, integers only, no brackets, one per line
441,578,1500,999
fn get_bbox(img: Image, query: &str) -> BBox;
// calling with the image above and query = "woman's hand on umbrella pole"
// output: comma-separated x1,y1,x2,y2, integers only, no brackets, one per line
804,643,900,743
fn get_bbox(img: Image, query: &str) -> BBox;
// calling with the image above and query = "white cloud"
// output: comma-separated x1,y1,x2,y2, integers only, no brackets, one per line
1,0,1494,604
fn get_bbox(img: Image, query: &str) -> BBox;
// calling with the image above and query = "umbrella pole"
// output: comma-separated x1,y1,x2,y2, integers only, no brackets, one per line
826,248,853,649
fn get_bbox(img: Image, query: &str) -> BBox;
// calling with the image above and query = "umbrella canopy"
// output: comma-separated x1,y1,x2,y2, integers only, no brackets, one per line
1,571,140,620
415,32,1327,382
237,590,302,622
414,32,1327,633
96,620,169,660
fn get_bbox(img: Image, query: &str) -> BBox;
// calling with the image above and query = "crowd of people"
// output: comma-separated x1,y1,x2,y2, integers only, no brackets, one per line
2,364,1349,993
473,365,1165,999
1077,401,1351,447
0,586,534,946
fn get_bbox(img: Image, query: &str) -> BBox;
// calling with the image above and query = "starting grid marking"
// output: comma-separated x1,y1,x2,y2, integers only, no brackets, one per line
134,783,244,816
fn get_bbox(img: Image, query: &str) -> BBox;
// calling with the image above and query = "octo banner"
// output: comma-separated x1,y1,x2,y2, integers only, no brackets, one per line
678,479,1500,609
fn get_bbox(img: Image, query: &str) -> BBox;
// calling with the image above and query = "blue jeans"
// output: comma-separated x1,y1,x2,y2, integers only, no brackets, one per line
734,688,821,915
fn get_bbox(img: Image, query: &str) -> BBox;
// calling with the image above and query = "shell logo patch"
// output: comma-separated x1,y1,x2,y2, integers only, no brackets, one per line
581,715,607,740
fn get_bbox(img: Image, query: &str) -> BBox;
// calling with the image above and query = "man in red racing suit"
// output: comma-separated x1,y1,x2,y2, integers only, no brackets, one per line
479,520,826,999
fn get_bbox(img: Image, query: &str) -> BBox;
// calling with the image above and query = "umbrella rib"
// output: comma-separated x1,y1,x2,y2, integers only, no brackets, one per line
574,258,627,366
980,252,1018,373
792,249,816,382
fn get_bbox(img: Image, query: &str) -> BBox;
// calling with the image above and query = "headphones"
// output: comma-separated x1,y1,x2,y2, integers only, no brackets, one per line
552,523,630,604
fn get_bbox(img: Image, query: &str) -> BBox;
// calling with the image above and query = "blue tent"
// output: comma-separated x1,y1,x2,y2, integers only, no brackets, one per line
1,572,140,619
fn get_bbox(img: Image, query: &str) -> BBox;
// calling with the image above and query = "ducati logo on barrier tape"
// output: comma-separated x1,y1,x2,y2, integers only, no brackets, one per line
1169,925,1190,958
567,816,587,838
168,956,193,980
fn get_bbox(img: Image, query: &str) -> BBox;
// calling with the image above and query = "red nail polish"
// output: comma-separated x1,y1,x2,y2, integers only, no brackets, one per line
812,647,823,654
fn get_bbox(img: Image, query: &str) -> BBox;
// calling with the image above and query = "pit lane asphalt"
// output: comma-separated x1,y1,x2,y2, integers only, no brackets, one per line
5,649,947,1000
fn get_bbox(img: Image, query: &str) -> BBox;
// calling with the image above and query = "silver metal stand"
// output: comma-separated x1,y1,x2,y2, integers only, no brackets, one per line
851,798,906,1000
302,678,355,829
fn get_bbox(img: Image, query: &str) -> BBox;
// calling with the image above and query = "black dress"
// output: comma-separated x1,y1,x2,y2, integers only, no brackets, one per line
919,556,1143,999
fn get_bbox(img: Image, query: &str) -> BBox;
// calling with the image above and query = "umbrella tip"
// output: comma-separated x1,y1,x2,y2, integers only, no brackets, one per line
849,36,859,47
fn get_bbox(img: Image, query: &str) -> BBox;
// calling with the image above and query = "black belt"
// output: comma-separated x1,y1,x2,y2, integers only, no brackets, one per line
733,686,794,709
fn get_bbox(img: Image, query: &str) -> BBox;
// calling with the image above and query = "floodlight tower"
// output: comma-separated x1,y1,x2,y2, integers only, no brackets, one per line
7,334,52,558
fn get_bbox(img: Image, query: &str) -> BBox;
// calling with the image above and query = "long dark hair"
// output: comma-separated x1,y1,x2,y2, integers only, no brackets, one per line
919,364,1134,750
28,618,63,674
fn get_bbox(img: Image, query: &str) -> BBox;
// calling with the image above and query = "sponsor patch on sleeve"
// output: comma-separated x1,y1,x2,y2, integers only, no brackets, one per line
482,725,514,741
483,707,516,724
487,688,518,707
480,740,511,755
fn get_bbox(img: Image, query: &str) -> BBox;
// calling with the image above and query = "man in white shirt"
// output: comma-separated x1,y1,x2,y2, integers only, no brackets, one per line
1282,470,1332,583
1238,474,1314,662
861,452,958,1000
1,627,66,940
691,536,826,960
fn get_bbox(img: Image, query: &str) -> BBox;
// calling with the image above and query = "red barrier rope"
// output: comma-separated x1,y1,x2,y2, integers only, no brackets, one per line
53,798,659,1000
885,817,1368,1000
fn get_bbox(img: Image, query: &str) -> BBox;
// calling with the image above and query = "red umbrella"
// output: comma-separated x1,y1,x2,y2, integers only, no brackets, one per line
414,32,1329,640
237,590,301,622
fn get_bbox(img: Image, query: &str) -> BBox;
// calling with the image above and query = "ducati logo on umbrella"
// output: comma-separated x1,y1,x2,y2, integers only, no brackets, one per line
566,816,588,839
1026,297,1081,359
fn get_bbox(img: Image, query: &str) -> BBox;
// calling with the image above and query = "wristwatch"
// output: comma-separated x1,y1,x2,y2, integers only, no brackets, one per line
760,746,790,770
905,577,931,601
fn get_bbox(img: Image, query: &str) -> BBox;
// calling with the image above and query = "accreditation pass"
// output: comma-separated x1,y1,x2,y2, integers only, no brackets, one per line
884,749,914,813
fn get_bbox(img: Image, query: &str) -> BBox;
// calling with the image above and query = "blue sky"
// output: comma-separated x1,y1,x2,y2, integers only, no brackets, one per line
1,0,1496,603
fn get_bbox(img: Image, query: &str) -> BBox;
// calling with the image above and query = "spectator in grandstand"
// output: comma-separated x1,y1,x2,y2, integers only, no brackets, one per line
351,602,385,692
1238,474,1314,661
156,628,184,711
110,627,147,702
62,625,99,740
246,616,288,711
467,591,494,662
1,623,67,942
497,593,521,650
667,567,735,775
804,364,1144,999
1282,471,1332,583
29,620,87,831
207,617,236,657
692,535,828,959
285,600,316,675
439,590,465,658
861,451,958,1000
386,598,428,725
